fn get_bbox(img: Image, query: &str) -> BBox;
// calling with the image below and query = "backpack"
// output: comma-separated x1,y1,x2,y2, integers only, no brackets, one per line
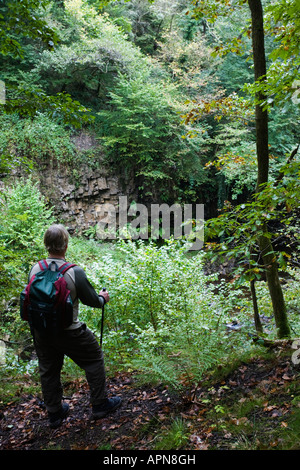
20,259,76,335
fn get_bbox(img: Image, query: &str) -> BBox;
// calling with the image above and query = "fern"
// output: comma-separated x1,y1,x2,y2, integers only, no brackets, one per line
131,327,226,399
132,354,182,391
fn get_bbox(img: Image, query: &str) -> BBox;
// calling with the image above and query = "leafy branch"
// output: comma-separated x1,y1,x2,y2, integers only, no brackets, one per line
4,84,94,128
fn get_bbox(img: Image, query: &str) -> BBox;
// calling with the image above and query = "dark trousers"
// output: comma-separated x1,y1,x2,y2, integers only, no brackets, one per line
33,324,107,413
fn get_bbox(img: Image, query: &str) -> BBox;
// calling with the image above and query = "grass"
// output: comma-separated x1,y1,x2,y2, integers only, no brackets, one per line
0,369,40,407
154,417,189,450
188,348,300,450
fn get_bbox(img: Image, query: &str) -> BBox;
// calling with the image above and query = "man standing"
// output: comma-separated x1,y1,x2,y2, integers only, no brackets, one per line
28,224,121,428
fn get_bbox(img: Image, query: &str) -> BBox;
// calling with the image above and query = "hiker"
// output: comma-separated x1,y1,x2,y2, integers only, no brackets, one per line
26,224,122,428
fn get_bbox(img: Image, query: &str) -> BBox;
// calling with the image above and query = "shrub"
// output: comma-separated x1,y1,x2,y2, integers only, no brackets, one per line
0,177,54,253
79,238,247,393
0,178,54,331
0,112,76,168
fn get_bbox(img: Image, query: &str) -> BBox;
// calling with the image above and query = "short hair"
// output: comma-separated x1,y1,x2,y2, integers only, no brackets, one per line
44,224,69,255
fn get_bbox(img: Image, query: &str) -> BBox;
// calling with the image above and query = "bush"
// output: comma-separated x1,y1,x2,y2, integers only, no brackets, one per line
98,73,209,201
0,177,54,253
0,112,76,170
79,238,248,393
0,178,54,333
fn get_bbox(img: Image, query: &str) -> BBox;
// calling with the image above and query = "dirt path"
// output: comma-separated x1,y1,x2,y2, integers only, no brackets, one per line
1,354,299,452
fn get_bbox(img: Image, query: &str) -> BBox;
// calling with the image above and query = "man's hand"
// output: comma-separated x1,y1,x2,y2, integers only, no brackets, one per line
99,289,110,304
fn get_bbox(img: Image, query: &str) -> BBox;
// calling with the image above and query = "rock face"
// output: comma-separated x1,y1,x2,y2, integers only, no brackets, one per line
3,131,137,235
40,161,136,234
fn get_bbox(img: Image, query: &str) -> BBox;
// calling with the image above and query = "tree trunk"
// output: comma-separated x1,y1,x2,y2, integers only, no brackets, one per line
258,235,290,338
250,279,263,333
248,0,269,190
248,0,290,338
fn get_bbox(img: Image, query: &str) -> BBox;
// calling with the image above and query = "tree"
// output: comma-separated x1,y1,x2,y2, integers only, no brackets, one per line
188,0,297,338
0,0,94,167
248,0,290,337
0,0,58,57
98,71,210,202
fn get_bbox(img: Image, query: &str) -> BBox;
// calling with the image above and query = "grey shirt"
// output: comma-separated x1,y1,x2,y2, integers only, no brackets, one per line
29,258,104,330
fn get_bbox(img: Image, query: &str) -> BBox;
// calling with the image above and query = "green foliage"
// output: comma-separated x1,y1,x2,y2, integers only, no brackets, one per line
4,85,94,128
0,0,299,405
0,112,77,168
5,0,213,202
0,360,40,406
76,238,252,392
98,72,210,199
1,232,299,392
185,0,299,184
154,417,189,450
205,159,300,283
34,0,149,95
155,29,219,96
0,178,54,332
0,177,54,252
99,74,178,171
1,0,299,207
1,0,297,207
0,0,59,58
0,177,54,305
257,0,300,109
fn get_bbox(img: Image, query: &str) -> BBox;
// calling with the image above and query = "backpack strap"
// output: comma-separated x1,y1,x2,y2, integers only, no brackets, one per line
37,260,76,274
38,259,49,271
58,262,77,275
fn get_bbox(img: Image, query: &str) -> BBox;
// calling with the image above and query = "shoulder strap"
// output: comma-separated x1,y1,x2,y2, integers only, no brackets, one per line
38,259,49,271
58,262,77,275
37,260,76,275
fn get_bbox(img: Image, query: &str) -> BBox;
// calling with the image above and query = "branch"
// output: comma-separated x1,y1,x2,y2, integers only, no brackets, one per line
274,145,299,187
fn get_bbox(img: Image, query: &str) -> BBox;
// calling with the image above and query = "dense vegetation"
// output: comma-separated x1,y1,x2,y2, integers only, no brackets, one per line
2,0,298,204
0,0,299,451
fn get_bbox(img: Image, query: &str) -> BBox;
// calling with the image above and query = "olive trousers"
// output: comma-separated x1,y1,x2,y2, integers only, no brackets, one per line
33,324,107,413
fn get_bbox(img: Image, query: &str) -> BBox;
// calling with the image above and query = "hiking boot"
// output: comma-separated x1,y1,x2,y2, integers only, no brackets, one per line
92,396,122,420
48,402,69,429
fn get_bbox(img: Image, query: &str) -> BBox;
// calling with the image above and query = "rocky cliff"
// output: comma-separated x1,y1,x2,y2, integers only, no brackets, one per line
2,131,137,235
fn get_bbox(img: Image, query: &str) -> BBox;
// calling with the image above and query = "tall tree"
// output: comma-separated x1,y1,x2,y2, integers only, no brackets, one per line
248,0,290,337
248,0,268,190
189,0,293,337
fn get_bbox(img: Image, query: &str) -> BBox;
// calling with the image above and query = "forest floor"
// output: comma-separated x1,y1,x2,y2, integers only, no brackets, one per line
0,347,299,454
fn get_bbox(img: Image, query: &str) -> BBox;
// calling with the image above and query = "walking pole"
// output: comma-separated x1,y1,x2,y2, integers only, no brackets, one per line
100,288,106,349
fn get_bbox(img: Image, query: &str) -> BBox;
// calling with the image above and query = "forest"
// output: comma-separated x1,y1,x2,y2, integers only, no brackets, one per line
0,0,299,453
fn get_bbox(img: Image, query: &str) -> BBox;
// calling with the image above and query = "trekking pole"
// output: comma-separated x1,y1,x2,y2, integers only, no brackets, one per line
100,288,106,349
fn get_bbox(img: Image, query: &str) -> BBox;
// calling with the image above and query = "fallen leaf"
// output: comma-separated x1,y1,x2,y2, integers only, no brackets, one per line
271,411,281,418
230,417,249,426
282,374,292,381
264,405,277,412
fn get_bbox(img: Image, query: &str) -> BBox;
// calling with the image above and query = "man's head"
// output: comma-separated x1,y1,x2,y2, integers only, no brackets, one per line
44,224,69,256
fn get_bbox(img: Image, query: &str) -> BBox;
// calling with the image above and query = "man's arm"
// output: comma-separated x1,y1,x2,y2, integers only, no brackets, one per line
73,266,108,308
